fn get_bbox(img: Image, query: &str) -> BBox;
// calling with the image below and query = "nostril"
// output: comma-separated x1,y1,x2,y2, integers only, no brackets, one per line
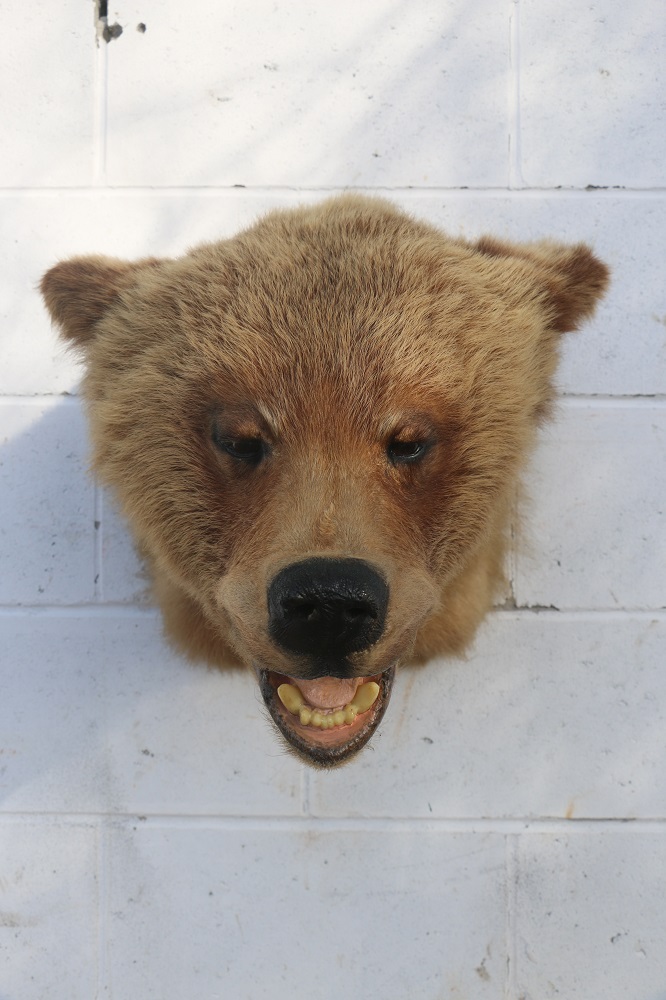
345,603,375,621
283,598,319,621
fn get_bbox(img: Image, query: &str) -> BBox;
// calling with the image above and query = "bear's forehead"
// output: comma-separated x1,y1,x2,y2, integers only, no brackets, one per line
135,226,527,422
176,291,466,410
169,242,494,369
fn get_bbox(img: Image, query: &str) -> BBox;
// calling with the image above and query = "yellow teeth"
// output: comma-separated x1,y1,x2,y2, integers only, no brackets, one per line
277,680,380,728
350,681,380,714
277,683,304,714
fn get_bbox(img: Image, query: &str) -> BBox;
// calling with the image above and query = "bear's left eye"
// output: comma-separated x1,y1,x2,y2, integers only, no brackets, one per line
213,433,266,465
387,438,430,465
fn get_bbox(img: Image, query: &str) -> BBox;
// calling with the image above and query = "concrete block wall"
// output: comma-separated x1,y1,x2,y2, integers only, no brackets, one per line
1,2,664,997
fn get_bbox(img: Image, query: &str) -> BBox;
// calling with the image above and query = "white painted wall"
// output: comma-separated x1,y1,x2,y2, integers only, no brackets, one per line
1,2,664,997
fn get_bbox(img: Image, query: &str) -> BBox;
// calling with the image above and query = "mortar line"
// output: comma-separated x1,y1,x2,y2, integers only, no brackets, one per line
92,0,108,186
96,818,110,998
493,608,666,620
508,0,523,190
302,768,312,817
93,486,104,601
0,813,664,832
505,834,519,1000
559,395,666,408
506,485,520,608
0,185,664,198
0,394,81,405
1,605,663,620
0,605,160,617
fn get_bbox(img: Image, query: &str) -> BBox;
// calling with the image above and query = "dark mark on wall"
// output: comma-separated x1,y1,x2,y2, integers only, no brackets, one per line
103,22,123,42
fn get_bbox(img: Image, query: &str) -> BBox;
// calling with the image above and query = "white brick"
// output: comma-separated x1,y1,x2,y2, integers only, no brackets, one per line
104,0,509,188
515,831,666,998
102,622,303,816
0,400,96,604
514,402,666,610
519,0,666,188
0,617,110,813
0,2,95,186
106,823,506,999
0,820,99,1000
310,614,666,820
0,615,302,815
1,206,84,395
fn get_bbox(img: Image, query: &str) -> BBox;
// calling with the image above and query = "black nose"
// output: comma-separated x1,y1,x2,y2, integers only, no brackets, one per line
267,557,389,660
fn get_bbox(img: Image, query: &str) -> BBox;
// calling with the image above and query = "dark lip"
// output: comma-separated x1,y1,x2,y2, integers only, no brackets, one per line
257,665,396,768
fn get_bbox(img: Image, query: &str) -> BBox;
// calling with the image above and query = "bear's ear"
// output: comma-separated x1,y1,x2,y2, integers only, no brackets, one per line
40,255,159,347
474,236,610,333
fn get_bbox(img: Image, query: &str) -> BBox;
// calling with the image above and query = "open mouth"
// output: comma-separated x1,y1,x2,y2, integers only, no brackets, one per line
258,666,396,767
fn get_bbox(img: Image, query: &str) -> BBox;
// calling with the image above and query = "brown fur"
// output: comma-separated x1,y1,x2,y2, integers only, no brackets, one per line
41,196,608,760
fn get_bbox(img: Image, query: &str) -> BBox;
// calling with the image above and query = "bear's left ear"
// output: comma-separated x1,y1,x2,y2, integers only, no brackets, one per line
474,236,610,333
40,255,159,348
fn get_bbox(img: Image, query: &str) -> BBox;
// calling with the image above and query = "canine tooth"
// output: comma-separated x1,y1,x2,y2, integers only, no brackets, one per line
333,710,346,726
277,683,304,715
311,711,324,728
344,705,358,723
299,707,312,726
349,681,380,714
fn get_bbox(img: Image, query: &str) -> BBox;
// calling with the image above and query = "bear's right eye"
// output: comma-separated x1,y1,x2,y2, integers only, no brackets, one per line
212,433,266,465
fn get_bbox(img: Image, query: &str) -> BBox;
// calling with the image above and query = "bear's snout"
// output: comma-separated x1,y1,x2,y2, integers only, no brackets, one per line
267,557,389,667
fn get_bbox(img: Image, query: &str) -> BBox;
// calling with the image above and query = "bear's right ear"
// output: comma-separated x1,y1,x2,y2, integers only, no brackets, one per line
40,255,158,347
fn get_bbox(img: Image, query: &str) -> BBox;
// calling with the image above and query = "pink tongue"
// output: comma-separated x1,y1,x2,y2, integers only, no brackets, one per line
294,676,362,709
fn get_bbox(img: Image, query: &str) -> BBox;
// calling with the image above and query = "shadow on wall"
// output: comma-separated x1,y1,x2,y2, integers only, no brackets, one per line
0,397,275,818
0,396,150,607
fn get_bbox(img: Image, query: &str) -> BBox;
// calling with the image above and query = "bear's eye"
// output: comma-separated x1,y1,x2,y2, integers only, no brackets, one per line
387,438,430,465
213,433,266,465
